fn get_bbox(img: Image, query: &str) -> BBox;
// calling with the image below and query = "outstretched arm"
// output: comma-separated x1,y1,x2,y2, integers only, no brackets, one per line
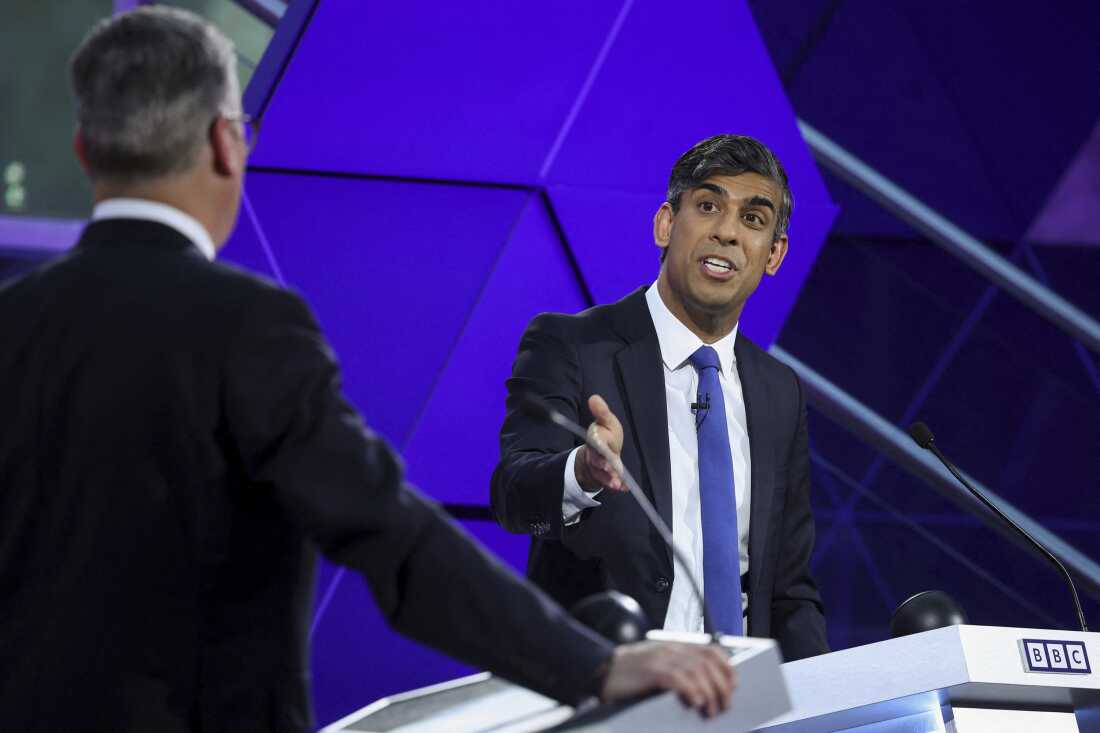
225,288,735,712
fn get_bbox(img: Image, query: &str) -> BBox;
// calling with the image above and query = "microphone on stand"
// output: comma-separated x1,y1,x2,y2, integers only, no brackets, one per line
518,393,723,643
907,421,1088,632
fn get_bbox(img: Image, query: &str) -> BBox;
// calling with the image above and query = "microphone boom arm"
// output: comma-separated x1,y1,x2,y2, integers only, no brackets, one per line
537,404,721,641
910,422,1088,632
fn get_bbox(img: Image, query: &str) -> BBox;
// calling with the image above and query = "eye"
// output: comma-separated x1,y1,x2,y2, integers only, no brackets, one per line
743,211,765,227
698,200,720,214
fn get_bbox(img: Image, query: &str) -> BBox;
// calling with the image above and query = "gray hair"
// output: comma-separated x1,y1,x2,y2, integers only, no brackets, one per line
666,134,793,242
70,6,238,181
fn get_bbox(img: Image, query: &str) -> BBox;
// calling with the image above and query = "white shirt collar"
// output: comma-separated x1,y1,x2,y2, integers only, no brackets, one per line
91,198,216,261
645,281,738,376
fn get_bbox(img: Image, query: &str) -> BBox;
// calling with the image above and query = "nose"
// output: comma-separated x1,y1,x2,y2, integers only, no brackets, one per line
712,211,740,246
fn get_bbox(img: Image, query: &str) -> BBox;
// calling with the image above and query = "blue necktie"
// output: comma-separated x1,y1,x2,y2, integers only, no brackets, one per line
689,345,744,635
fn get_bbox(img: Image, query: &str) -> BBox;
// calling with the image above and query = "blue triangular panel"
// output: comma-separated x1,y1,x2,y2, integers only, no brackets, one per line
545,185,661,306
544,0,834,217
249,1,622,183
220,190,281,281
242,172,528,445
401,195,590,508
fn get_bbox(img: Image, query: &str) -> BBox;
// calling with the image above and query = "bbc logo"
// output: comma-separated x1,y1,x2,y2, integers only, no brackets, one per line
1020,639,1092,674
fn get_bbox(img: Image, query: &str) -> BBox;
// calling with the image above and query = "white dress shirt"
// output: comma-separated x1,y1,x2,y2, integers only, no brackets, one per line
562,283,751,633
91,198,217,261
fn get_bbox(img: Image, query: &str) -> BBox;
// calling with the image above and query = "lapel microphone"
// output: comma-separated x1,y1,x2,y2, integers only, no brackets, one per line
691,392,711,429
690,392,711,412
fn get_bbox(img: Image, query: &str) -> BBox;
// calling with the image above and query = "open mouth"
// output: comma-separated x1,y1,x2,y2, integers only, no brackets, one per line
702,256,734,275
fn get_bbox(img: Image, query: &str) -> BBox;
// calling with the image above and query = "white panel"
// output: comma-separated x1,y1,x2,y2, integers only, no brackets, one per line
959,625,1100,689
947,707,1078,733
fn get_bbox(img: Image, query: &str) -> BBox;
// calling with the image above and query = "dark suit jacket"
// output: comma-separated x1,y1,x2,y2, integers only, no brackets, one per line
491,287,827,662
0,219,612,732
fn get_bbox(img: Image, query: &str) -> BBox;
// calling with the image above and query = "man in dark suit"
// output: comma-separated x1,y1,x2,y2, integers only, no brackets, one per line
492,135,828,662
0,8,735,731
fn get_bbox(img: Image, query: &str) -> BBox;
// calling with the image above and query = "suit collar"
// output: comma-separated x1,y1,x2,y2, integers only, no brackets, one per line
89,198,215,260
76,217,207,259
644,282,738,377
737,337,773,600
609,287,675,542
604,286,653,344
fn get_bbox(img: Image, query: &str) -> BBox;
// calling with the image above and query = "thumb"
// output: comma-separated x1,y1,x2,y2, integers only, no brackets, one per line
588,394,623,448
588,393,613,427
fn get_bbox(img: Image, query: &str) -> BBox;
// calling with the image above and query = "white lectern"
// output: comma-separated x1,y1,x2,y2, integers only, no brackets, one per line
322,626,1100,732
321,633,787,733
759,624,1099,732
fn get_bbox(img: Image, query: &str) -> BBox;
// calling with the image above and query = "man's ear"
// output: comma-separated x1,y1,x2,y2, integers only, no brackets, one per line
653,202,674,255
209,117,243,178
765,234,789,276
73,129,92,175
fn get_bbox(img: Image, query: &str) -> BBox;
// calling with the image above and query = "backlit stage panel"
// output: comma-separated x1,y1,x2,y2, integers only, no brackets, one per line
401,195,591,507
249,1,625,182
239,170,530,446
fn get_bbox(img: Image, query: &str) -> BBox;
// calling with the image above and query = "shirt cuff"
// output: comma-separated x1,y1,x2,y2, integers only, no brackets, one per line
562,446,602,526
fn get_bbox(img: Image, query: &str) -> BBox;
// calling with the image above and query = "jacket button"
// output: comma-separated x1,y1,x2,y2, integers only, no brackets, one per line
655,576,670,593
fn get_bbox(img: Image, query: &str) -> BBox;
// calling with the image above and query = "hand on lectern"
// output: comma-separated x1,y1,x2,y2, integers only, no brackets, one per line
576,394,627,492
600,640,736,718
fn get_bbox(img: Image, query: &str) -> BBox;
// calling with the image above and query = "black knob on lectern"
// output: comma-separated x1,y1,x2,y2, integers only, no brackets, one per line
570,591,652,645
890,590,968,638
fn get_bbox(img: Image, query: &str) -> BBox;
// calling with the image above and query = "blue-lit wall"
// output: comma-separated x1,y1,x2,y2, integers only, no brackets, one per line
750,0,1100,651
6,0,1096,728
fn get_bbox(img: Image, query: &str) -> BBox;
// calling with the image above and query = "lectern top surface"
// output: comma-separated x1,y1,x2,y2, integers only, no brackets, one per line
758,625,1100,732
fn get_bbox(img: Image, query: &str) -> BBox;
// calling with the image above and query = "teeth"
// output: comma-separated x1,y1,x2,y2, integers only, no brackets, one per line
703,257,732,272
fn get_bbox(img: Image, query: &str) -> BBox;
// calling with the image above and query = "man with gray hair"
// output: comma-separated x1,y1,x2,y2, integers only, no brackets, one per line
0,7,733,732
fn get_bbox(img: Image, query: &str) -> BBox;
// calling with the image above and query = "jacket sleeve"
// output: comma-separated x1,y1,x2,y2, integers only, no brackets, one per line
490,313,586,538
223,287,613,704
769,370,829,661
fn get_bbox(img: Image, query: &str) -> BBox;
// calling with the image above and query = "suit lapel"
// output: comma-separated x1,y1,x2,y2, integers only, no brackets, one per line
738,338,773,603
610,290,674,535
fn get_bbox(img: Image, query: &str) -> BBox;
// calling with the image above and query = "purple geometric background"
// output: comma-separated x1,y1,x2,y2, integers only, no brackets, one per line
226,0,836,724
749,0,1100,249
1027,119,1100,247
1,1,1096,728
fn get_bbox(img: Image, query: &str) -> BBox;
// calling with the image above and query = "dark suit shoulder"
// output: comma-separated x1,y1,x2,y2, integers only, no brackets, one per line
202,259,313,319
735,334,806,435
125,244,315,332
199,256,284,293
524,286,648,345
0,240,320,385
3,235,298,307
737,333,801,390
0,248,77,301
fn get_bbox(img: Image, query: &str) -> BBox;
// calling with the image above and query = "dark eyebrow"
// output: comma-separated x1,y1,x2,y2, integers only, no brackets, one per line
695,182,729,198
746,195,775,213
695,185,775,214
